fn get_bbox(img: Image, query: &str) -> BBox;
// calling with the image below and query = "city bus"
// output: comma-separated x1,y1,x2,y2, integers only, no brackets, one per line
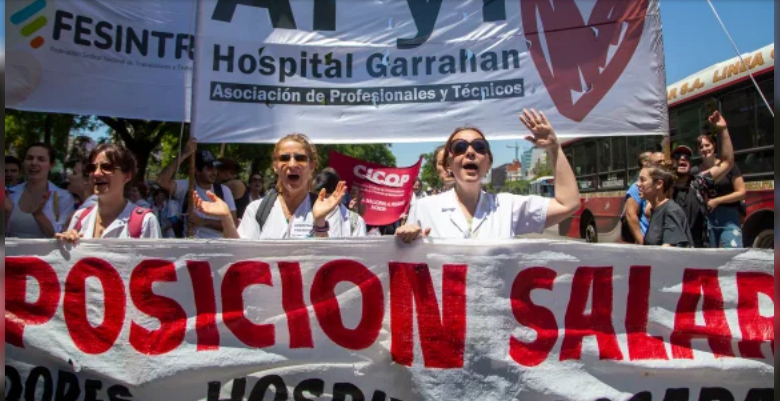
558,43,774,248
529,176,555,197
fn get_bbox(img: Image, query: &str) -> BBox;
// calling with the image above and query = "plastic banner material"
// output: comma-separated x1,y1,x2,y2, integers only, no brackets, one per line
5,238,774,401
192,0,668,143
5,0,195,121
329,151,422,226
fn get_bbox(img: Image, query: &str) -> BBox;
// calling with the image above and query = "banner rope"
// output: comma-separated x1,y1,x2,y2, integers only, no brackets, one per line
706,0,774,118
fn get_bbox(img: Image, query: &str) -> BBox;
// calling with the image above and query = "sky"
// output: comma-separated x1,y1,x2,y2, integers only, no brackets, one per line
2,0,774,168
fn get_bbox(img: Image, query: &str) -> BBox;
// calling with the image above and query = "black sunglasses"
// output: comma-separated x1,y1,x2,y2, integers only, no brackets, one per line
672,153,691,161
450,139,490,156
86,162,120,174
278,153,309,163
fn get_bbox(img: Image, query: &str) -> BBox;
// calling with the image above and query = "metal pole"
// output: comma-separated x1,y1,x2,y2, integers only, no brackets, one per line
706,0,774,118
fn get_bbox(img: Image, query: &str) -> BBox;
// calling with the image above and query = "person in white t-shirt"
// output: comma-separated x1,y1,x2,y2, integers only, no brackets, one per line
396,109,581,242
5,143,75,238
156,139,237,239
56,144,160,243
192,134,348,239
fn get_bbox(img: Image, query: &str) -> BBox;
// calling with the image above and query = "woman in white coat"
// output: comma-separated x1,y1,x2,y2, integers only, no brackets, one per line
396,109,581,242
56,144,161,243
192,133,350,239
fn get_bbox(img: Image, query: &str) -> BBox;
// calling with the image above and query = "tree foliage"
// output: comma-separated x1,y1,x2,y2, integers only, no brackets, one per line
533,156,554,178
419,150,442,190
317,144,397,169
5,110,97,164
503,179,531,195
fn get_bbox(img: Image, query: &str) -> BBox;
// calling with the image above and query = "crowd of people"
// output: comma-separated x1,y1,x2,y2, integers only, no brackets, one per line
622,110,743,248
4,108,742,248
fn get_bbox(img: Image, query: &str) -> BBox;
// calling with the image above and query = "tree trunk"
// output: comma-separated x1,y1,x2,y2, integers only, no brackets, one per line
43,114,53,146
126,142,153,182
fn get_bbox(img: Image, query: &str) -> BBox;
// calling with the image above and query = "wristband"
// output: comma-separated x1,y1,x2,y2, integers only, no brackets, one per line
313,221,330,233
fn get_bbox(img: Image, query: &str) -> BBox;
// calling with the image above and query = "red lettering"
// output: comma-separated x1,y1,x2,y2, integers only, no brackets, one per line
389,262,467,368
626,266,669,360
129,260,186,355
508,267,558,367
5,257,61,348
736,272,774,358
187,261,220,351
64,258,126,354
671,269,734,358
222,261,274,348
311,260,383,350
278,262,313,349
561,267,623,361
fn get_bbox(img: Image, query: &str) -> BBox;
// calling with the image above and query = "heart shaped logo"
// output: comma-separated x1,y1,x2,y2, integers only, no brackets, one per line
522,0,649,122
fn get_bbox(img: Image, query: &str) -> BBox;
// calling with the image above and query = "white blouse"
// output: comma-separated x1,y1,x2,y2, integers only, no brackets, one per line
67,201,161,239
407,189,550,239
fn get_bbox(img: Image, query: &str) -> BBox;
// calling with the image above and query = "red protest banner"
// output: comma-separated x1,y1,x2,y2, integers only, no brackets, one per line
329,151,422,226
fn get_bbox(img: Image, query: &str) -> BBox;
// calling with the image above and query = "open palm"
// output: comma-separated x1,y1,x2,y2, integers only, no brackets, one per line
519,109,558,151
312,181,347,221
193,191,230,217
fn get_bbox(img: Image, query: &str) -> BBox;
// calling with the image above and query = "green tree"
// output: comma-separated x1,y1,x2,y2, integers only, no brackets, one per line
419,150,441,189
5,110,97,164
98,117,182,182
317,144,397,168
533,157,553,178
504,179,530,195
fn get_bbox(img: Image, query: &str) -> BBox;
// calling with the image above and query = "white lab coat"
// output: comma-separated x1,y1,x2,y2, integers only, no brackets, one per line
237,196,364,239
407,189,549,239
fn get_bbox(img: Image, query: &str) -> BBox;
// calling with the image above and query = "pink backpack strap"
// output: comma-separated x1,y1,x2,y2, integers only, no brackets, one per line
73,206,96,233
128,207,152,238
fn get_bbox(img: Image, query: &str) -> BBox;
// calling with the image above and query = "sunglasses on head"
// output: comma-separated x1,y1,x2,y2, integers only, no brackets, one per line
278,153,309,163
450,138,490,157
86,162,120,175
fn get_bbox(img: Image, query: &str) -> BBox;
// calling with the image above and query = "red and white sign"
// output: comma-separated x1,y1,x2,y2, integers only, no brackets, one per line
5,239,774,401
329,151,422,226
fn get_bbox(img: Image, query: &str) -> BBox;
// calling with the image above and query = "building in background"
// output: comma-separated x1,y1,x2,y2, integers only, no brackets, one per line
490,163,510,191
521,147,546,180
505,159,522,182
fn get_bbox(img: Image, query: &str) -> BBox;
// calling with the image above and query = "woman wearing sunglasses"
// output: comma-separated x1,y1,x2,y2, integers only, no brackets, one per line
192,133,350,239
5,143,75,238
56,144,161,243
396,109,580,242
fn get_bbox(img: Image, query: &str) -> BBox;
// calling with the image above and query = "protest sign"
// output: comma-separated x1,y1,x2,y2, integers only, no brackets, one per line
329,151,422,226
5,238,773,401
5,0,194,121
192,0,668,143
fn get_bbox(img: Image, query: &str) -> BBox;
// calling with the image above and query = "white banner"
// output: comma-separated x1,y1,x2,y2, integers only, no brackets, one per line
5,0,194,121
192,0,668,143
5,238,774,401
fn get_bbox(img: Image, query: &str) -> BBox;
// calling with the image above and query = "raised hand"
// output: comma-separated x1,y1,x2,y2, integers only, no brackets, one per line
708,111,728,132
519,109,558,151
56,230,84,245
183,137,198,158
312,181,347,222
32,191,51,216
192,191,230,217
